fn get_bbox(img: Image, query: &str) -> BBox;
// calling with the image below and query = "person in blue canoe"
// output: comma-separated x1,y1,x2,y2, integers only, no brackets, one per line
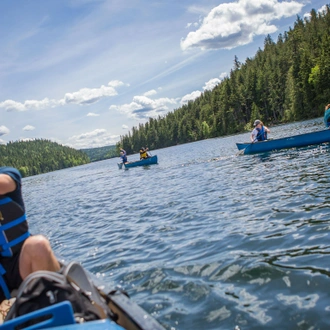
324,104,330,128
119,149,127,163
0,167,61,303
139,147,150,160
251,119,270,143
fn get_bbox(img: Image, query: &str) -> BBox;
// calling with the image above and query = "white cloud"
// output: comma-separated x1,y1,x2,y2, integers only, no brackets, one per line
0,80,127,112
203,73,228,91
122,124,128,129
110,95,177,119
0,98,58,112
87,112,100,116
108,80,128,88
144,89,157,97
181,0,304,51
69,128,107,141
219,72,228,80
203,78,221,91
318,5,328,13
63,83,118,105
0,139,6,145
23,125,35,131
67,128,119,149
180,90,202,104
0,126,10,136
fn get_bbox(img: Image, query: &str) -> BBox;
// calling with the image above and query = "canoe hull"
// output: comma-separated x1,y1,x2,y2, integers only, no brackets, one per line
236,129,330,155
119,155,158,169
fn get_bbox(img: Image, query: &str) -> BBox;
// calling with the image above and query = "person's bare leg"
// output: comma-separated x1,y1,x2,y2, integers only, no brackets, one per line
19,235,61,280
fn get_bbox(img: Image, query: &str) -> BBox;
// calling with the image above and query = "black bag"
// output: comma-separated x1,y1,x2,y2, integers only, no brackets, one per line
5,262,113,326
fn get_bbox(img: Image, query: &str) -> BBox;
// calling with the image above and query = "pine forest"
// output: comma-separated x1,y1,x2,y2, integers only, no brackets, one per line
0,139,90,178
117,7,330,154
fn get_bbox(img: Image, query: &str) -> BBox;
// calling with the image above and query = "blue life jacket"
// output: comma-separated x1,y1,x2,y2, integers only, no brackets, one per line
0,196,30,299
324,109,330,128
256,126,267,141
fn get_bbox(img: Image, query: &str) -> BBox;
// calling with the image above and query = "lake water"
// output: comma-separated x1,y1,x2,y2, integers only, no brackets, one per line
22,118,330,330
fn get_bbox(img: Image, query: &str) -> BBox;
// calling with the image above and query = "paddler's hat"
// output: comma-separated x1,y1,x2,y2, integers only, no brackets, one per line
253,120,261,126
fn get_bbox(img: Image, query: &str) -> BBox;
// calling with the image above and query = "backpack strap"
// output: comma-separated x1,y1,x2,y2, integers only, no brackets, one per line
62,262,112,319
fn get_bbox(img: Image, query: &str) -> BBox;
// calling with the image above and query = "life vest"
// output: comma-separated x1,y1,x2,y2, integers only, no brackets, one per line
120,153,127,163
256,126,267,141
0,196,30,299
140,150,148,159
324,109,330,128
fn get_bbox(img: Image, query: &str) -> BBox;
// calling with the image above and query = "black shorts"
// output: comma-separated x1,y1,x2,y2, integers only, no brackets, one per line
0,252,22,301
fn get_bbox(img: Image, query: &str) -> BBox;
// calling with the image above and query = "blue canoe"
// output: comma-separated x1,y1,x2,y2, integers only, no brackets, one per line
236,129,330,155
118,155,158,169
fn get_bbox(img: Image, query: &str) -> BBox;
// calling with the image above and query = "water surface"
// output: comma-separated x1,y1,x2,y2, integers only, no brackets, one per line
23,119,330,329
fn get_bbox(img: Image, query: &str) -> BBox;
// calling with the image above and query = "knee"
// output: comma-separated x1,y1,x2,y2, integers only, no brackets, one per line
23,235,53,258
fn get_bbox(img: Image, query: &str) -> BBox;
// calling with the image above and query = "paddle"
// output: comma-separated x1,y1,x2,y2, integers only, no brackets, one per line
242,143,253,155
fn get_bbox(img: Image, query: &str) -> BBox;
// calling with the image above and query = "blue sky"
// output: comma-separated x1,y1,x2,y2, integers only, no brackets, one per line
0,0,327,149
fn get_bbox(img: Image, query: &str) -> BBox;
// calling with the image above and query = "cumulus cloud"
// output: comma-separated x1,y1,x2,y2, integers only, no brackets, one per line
203,78,221,91
180,91,202,105
67,128,120,149
63,83,118,105
0,126,10,136
0,98,58,112
317,5,328,14
69,128,107,141
203,73,228,91
0,80,127,112
0,139,6,145
181,0,304,50
110,94,177,119
219,72,229,80
23,125,35,131
144,89,157,97
87,112,100,116
122,124,128,129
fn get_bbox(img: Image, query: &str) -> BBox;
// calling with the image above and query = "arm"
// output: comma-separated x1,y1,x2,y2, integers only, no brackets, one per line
250,131,256,142
264,126,270,133
0,173,17,195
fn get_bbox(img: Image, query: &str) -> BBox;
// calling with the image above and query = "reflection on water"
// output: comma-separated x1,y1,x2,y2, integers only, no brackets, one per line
23,118,330,329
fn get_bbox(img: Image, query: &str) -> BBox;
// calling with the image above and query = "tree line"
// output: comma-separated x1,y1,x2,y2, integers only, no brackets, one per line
117,6,330,154
80,145,117,162
0,139,90,177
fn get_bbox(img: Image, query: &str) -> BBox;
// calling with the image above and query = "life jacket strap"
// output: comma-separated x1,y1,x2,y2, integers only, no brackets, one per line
1,214,27,231
0,197,12,206
0,263,11,299
0,231,31,257
0,214,29,257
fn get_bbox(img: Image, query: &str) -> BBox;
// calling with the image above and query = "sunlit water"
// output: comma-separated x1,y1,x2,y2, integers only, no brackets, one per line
23,118,330,330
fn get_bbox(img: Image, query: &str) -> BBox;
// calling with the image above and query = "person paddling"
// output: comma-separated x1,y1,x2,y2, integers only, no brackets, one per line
251,119,270,143
139,147,150,160
119,149,128,163
324,104,330,128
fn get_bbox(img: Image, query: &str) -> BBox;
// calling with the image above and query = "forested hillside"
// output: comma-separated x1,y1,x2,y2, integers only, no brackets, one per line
118,7,330,154
80,145,117,162
0,139,90,177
